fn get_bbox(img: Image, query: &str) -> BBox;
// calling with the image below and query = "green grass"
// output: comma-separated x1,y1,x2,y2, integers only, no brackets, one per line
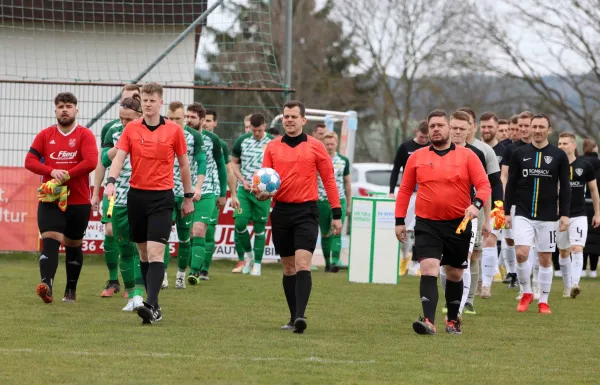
0,253,599,384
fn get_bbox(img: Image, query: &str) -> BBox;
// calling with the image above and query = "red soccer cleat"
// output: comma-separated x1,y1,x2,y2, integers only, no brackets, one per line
517,293,533,312
538,303,552,314
36,283,53,304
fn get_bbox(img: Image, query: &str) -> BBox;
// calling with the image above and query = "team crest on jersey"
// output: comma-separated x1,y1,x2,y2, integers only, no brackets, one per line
69,138,76,148
544,156,553,164
576,168,583,176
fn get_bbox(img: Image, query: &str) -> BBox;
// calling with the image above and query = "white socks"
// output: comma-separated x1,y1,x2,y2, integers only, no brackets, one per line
459,259,471,314
571,252,584,286
538,266,553,304
517,260,532,294
559,256,572,289
504,245,517,274
482,247,498,287
531,248,539,284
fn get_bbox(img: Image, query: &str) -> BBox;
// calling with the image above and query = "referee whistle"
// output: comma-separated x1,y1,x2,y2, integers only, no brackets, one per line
456,217,471,234
107,196,115,218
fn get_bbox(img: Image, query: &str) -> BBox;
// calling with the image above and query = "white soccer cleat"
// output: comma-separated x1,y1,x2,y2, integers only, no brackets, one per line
408,261,420,276
250,263,262,276
175,271,186,289
162,272,169,289
515,289,523,301
562,287,571,298
532,283,540,301
242,252,254,275
590,271,597,278
581,270,588,278
554,270,562,278
122,295,144,312
122,298,135,312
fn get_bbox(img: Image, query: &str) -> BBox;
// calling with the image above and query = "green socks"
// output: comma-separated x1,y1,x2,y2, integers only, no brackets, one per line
177,240,191,272
103,234,119,281
322,236,332,266
331,234,342,265
203,224,216,272
253,222,266,264
234,226,251,260
163,243,170,270
118,243,135,292
190,236,206,273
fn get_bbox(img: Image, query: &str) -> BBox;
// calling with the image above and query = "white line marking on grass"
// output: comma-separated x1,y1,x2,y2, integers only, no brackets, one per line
0,349,375,365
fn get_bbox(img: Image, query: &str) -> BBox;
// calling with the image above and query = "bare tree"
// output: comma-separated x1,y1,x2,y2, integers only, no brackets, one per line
471,0,600,139
334,0,476,161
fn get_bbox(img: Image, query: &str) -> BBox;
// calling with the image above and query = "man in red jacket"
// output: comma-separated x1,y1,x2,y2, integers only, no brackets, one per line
25,92,98,304
395,109,491,335
261,100,342,334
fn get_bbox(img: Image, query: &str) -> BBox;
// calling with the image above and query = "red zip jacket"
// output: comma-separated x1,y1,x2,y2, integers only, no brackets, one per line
395,143,491,222
262,133,341,212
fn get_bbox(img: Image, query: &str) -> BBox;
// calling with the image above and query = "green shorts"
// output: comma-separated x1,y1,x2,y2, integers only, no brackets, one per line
111,206,131,245
172,196,194,229
208,202,220,226
101,195,110,224
318,199,347,236
193,194,217,224
234,187,271,223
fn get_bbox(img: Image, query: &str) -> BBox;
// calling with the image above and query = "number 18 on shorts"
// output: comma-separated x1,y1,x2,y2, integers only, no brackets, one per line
513,216,559,252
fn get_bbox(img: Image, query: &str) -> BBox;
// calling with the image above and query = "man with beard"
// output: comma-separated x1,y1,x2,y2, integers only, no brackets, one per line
25,92,98,303
395,109,491,335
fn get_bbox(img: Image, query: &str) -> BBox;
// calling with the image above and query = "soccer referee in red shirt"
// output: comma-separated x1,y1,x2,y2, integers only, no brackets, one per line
262,100,342,334
395,109,491,335
104,83,194,324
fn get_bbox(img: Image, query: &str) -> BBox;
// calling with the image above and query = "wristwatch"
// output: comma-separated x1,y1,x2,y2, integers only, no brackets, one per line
106,177,116,185
472,198,483,210
184,192,194,198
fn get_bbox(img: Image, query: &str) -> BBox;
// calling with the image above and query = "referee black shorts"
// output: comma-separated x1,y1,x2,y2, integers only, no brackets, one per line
414,216,472,269
38,202,91,241
127,188,174,244
271,201,319,257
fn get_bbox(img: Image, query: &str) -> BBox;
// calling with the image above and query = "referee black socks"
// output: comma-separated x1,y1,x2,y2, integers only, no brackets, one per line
282,274,296,321
65,246,83,291
40,238,61,287
140,261,150,291
295,270,312,319
419,275,438,324
145,262,164,308
445,279,463,322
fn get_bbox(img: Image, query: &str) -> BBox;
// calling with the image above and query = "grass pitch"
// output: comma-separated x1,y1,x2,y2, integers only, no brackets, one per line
0,253,598,384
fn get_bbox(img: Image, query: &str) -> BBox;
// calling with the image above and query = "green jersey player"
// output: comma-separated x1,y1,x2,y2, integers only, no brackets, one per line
317,132,351,272
201,109,239,278
231,114,273,276
182,103,227,285
100,97,147,311
92,84,141,297
166,102,207,289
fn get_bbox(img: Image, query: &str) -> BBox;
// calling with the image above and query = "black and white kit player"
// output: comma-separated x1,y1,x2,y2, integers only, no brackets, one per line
504,114,570,314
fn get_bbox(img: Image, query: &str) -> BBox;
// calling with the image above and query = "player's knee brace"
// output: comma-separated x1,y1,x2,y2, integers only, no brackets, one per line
65,245,83,265
253,222,266,237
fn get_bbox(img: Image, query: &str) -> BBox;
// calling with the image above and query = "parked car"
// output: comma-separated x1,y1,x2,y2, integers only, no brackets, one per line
350,163,396,197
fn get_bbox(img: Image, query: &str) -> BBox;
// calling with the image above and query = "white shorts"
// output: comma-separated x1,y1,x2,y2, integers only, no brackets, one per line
469,218,479,254
557,216,588,250
489,218,501,239
405,192,417,230
503,205,517,239
513,216,558,253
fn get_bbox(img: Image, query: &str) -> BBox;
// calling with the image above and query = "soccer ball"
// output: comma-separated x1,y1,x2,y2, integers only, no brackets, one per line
252,167,281,197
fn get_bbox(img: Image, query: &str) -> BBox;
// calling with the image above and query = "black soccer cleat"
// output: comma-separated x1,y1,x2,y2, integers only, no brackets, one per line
412,316,436,335
61,288,76,303
508,273,519,289
137,302,157,325
293,317,307,334
445,319,463,335
329,265,340,273
153,305,163,322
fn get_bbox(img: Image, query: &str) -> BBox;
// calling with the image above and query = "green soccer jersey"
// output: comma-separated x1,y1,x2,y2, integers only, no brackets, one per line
318,153,350,201
232,132,273,188
100,118,121,174
173,126,205,198
102,123,132,207
201,129,224,196
220,139,231,164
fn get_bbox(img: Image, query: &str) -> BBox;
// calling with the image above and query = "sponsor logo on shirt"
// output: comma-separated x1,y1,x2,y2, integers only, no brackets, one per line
522,168,551,177
49,150,78,160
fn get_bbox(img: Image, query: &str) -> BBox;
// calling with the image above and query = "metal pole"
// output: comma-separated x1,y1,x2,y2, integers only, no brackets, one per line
284,0,293,102
85,0,225,128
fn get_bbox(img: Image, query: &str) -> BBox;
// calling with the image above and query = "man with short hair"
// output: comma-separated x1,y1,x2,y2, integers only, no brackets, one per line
231,114,274,276
167,102,207,289
389,120,430,276
318,131,351,272
556,132,600,298
496,119,509,142
457,107,502,314
25,92,99,304
184,103,228,283
105,82,194,324
244,114,252,133
395,109,491,335
504,114,571,314
261,100,342,333
311,123,327,142
202,109,237,277
479,111,507,297
92,83,141,297
500,115,520,148
101,96,147,311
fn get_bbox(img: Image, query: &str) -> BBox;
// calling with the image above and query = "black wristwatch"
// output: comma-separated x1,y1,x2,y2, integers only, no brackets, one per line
184,192,194,198
106,177,116,185
472,198,483,210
